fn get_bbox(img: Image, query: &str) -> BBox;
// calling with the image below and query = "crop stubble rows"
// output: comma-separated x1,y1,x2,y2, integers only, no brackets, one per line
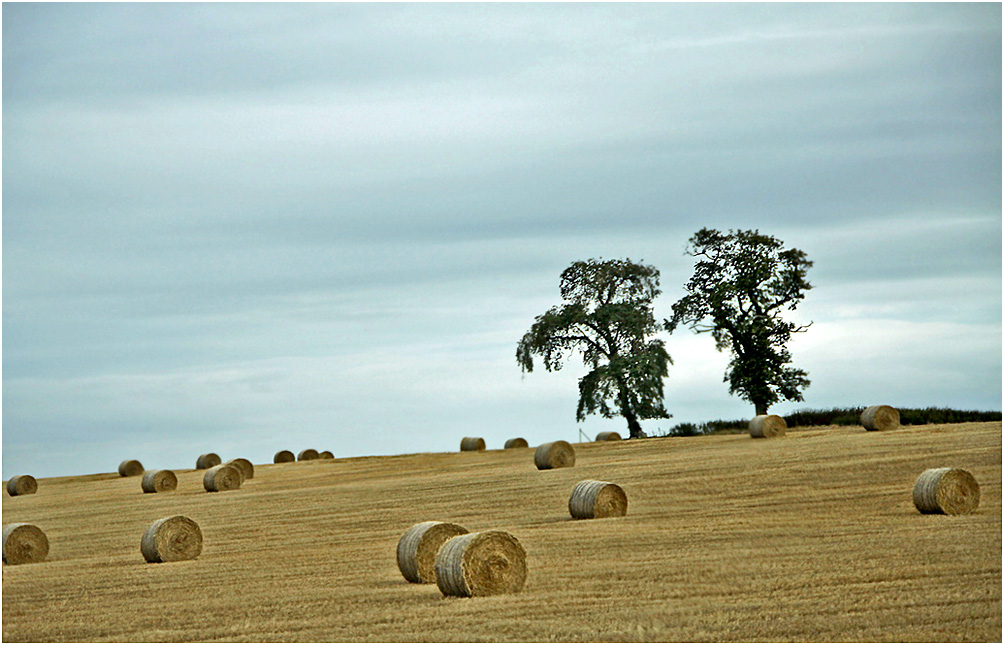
2,422,1001,642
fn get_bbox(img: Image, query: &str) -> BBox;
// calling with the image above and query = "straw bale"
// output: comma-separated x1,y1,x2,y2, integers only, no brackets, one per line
460,437,486,452
319,451,334,459
568,480,628,519
140,516,202,563
118,460,144,477
196,453,221,470
913,467,980,515
228,464,246,485
434,530,527,597
396,521,469,584
141,469,178,494
594,431,622,442
297,449,319,461
534,441,575,470
2,523,49,565
274,450,295,463
861,405,900,431
203,464,242,492
749,415,786,438
504,438,529,449
6,475,38,497
226,458,254,480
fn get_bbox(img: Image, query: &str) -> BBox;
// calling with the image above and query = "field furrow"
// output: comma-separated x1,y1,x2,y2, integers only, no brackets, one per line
3,422,1000,642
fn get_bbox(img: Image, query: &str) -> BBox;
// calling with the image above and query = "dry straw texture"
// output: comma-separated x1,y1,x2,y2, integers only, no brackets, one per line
117,460,144,477
595,431,622,441
140,516,203,563
196,453,221,470
227,464,247,486
534,441,575,470
2,523,49,565
460,437,486,452
568,480,628,519
396,521,469,584
750,415,787,438
274,450,295,464
913,467,981,515
504,438,529,449
319,451,334,460
434,530,527,597
862,405,901,432
6,475,38,497
226,458,254,480
298,449,320,461
141,470,178,494
3,421,998,642
203,465,242,492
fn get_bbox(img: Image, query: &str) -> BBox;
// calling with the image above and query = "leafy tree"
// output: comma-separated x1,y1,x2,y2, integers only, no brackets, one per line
666,228,813,416
517,258,671,438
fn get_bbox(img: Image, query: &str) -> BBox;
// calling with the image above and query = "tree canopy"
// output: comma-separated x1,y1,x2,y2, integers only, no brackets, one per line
517,258,671,438
666,228,813,416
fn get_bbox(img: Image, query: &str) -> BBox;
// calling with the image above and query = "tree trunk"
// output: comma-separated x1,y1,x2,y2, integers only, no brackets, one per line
755,402,768,416
614,376,645,439
623,410,644,439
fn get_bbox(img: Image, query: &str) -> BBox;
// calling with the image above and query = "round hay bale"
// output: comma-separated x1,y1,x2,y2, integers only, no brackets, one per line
318,451,334,460
861,405,900,431
504,438,529,449
6,475,38,497
594,431,622,442
224,463,246,485
434,530,527,597
749,415,786,438
203,464,242,492
196,453,221,470
2,523,49,565
396,521,469,584
274,450,295,463
225,458,254,480
118,459,144,477
297,449,319,461
140,516,202,563
533,441,575,470
568,480,628,519
141,469,178,494
913,467,980,515
460,437,486,452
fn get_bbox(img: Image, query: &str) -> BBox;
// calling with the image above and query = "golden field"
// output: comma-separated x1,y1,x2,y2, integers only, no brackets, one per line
3,422,1001,642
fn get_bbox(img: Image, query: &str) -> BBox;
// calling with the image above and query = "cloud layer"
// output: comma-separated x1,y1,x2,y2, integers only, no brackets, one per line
4,3,1000,478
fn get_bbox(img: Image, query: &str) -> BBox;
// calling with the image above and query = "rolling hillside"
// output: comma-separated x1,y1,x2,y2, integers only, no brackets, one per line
3,422,1001,642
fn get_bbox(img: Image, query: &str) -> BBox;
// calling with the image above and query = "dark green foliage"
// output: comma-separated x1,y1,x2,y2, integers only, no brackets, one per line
898,407,1002,425
517,258,671,438
667,228,813,416
653,418,749,437
785,407,1003,427
663,422,701,437
786,408,863,427
783,408,863,427
652,407,1002,437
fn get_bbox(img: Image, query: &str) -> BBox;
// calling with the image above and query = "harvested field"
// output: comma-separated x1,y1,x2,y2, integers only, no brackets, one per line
2,422,1000,642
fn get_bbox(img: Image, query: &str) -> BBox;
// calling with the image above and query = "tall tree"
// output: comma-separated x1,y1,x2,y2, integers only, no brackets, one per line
667,228,813,416
517,258,671,438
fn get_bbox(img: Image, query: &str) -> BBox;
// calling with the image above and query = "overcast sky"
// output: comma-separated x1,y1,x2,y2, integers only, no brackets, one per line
4,3,1001,479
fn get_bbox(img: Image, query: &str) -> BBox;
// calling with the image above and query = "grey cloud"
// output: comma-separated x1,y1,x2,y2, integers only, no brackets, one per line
798,215,1001,281
4,3,1000,479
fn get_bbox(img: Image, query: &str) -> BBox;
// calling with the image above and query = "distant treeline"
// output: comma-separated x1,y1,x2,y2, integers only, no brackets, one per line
656,407,1003,437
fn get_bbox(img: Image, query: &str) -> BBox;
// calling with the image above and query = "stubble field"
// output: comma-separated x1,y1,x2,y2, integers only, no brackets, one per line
3,422,1001,642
